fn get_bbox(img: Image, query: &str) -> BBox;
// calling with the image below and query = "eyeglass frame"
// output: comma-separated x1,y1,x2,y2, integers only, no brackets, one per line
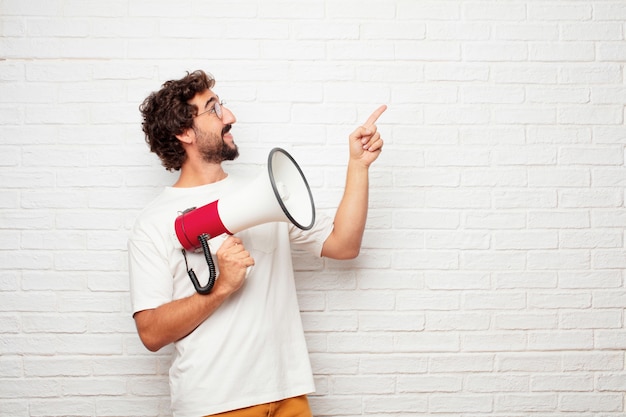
194,97,225,120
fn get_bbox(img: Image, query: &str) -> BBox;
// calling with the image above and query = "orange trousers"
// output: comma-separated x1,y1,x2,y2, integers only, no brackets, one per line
206,395,312,417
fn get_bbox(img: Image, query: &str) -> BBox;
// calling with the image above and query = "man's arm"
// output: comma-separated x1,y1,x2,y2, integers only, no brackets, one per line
321,105,386,260
133,236,254,352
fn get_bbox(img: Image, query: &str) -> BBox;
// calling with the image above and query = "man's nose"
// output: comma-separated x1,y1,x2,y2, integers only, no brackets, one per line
222,105,236,124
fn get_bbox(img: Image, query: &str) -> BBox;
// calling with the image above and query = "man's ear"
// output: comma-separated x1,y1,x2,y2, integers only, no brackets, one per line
175,127,194,145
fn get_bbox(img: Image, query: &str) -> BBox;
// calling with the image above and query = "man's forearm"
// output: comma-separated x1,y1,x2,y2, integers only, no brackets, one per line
322,161,370,259
133,279,232,352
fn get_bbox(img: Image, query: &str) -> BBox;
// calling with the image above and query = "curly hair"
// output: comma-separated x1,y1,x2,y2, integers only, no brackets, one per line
139,70,216,171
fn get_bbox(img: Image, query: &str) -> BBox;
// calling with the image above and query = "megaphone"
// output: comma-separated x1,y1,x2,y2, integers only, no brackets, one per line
175,147,316,251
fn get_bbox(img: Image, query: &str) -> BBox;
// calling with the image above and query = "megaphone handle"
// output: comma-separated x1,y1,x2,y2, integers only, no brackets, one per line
182,233,216,295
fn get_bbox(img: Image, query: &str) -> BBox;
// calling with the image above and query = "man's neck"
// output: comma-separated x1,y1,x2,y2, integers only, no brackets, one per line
173,162,227,188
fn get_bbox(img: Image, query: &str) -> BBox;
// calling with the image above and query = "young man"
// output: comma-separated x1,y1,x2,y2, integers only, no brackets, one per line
128,70,385,417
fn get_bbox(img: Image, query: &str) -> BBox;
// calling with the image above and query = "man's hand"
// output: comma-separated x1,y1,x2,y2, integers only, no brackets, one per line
214,236,254,295
348,105,387,167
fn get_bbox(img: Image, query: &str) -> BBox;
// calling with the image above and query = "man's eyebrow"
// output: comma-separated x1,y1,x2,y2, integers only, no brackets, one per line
203,95,219,110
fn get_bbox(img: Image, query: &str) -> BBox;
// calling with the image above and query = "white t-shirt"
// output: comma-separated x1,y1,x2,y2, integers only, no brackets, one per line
128,174,333,417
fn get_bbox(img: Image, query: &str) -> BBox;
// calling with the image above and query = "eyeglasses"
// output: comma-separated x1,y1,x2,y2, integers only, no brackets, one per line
195,99,225,120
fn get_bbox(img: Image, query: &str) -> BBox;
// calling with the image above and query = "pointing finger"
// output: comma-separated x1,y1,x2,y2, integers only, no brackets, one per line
363,105,387,128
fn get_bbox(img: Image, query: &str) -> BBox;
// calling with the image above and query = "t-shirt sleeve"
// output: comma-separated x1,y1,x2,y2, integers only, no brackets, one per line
288,211,334,257
128,231,174,316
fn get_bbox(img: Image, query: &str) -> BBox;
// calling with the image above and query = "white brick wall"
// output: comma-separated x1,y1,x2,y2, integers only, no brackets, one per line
1,0,625,416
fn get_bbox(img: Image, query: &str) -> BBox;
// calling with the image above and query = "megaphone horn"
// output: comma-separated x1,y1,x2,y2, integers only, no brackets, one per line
175,147,316,251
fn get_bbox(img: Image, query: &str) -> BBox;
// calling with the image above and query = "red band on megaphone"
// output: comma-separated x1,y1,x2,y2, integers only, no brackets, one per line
174,200,231,250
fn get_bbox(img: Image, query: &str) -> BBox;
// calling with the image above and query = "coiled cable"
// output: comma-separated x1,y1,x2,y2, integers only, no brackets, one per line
182,233,216,295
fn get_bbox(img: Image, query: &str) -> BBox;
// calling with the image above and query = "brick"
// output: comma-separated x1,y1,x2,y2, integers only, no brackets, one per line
426,271,490,290
465,211,526,230
529,292,591,309
495,23,559,41
493,65,558,84
397,292,460,311
560,310,623,329
363,21,425,40
461,85,524,104
496,353,561,372
527,3,591,21
492,146,557,165
562,23,623,40
461,168,527,187
527,168,590,187
425,312,490,331
494,272,558,289
464,292,526,310
426,63,489,81
363,395,427,413
427,189,491,208
596,373,626,391
527,86,590,104
359,354,427,374
328,41,395,61
429,394,492,413
560,393,623,412
461,251,526,270
495,394,557,412
559,105,623,125
464,42,527,62
394,250,459,270
495,313,558,330
359,312,425,331
309,353,359,375
466,374,528,392
595,330,626,350
559,189,622,208
527,250,590,270
300,312,357,332
560,64,623,84
394,332,459,353
430,353,494,372
528,331,593,350
462,332,527,352
528,126,592,144
463,2,525,21
559,229,622,249
425,230,490,249
396,41,461,61
594,2,626,20
428,148,491,167
598,43,626,61
331,376,395,395
562,352,624,371
397,1,461,20
493,230,558,250
328,333,394,353
96,398,160,417
493,106,556,124
398,375,462,393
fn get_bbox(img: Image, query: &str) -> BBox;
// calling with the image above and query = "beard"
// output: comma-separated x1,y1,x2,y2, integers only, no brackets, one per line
195,124,239,164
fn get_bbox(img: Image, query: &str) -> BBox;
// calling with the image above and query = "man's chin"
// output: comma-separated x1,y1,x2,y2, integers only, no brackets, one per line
221,144,239,161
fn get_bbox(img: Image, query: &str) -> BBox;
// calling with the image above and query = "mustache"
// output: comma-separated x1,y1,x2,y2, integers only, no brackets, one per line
222,125,232,136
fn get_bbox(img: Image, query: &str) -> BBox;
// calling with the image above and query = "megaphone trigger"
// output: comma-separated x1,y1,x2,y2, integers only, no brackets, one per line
209,233,228,255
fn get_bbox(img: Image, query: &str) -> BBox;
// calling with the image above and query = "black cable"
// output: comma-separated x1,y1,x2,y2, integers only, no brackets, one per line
182,233,216,295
